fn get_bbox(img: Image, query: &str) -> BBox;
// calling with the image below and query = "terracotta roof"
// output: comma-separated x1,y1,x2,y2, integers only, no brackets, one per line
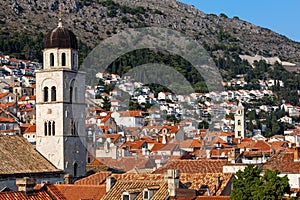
210,149,231,158
262,150,300,173
269,141,287,152
0,92,9,99
0,189,53,200
119,110,144,117
150,143,166,151
0,102,16,109
18,95,36,101
107,173,232,199
98,157,156,172
24,125,36,133
0,116,15,123
179,139,194,149
74,171,112,185
103,174,168,200
50,184,106,200
219,132,234,137
179,173,233,196
120,140,146,150
0,136,61,175
152,159,228,174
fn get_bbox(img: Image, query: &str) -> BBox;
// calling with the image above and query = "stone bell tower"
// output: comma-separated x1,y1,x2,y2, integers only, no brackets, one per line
234,102,245,139
35,19,86,178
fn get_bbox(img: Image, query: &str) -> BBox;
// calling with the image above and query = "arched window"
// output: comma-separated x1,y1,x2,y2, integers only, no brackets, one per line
61,53,66,66
73,162,78,177
48,121,52,136
238,120,241,125
50,53,54,66
44,87,48,102
51,86,56,101
70,86,73,103
72,53,75,69
44,122,48,136
52,122,55,136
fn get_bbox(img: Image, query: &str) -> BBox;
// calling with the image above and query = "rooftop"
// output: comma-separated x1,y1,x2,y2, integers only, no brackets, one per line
0,136,61,175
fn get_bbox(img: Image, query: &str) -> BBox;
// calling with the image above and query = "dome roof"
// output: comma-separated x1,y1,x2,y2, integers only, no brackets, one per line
44,21,78,49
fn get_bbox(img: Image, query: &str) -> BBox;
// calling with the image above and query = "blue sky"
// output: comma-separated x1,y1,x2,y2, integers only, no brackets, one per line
179,0,300,42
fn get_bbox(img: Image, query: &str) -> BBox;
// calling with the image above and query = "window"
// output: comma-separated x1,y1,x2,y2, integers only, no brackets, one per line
44,87,49,102
238,120,241,125
143,191,149,199
51,86,56,101
70,86,73,103
50,53,54,66
44,122,48,136
48,121,52,136
238,131,241,136
73,162,78,177
123,195,129,200
52,122,55,136
72,53,75,68
61,53,66,66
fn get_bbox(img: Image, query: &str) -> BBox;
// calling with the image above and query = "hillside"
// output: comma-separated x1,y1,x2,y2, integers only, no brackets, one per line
1,0,300,63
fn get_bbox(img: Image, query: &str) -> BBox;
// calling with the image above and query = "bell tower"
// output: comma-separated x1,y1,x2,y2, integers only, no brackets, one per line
234,102,245,139
36,19,86,178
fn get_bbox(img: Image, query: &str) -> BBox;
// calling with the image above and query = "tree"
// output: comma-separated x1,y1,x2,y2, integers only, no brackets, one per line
101,96,111,111
231,165,290,200
198,120,209,129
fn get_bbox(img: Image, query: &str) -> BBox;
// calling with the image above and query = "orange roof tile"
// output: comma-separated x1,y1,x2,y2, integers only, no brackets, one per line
0,190,53,200
75,171,112,185
119,110,144,117
150,143,166,152
52,184,106,200
262,150,300,173
152,159,228,174
18,95,36,101
24,125,36,133
0,92,9,99
0,102,16,109
0,116,15,123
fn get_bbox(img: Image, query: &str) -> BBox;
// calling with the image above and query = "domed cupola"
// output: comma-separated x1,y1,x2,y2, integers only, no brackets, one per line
42,19,79,70
44,19,78,50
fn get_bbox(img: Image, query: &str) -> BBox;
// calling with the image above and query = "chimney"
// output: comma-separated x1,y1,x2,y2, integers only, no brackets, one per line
16,177,36,196
294,147,300,162
64,174,73,184
164,169,180,197
106,176,116,193
228,147,240,164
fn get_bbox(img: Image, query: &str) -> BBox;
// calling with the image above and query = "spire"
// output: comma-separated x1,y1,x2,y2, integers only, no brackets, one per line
58,11,63,28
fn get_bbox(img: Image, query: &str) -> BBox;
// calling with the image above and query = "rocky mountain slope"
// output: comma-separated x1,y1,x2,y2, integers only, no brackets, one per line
1,0,300,62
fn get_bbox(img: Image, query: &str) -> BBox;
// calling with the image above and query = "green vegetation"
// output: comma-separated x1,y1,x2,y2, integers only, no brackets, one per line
0,30,44,62
231,165,290,200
